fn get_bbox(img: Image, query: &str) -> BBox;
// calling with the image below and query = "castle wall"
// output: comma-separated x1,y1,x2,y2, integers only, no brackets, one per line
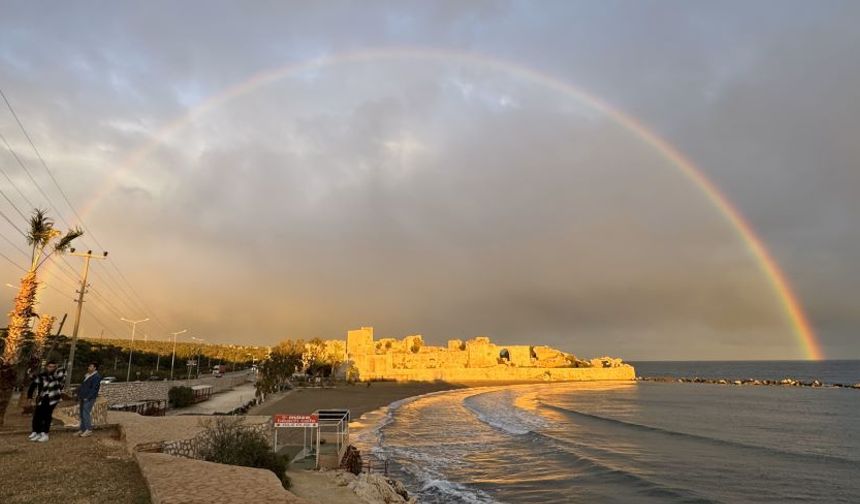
466,337,499,368
357,365,635,383
346,327,374,358
339,327,634,384
505,345,533,367
390,347,469,369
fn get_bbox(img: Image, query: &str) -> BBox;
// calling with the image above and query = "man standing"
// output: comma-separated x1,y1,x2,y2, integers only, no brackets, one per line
77,362,101,437
26,360,66,442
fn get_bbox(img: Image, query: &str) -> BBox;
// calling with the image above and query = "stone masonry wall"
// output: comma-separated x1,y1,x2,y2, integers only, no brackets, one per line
160,419,273,459
360,365,636,382
341,327,635,383
99,370,255,406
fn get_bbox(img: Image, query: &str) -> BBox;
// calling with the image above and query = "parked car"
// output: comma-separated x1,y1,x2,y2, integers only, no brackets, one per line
101,376,117,384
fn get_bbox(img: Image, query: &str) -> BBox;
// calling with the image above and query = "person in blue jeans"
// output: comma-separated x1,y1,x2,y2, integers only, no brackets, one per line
77,362,101,437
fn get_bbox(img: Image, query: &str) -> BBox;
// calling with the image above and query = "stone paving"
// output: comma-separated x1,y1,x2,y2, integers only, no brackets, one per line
136,452,310,504
109,410,271,453
166,382,258,415
107,411,320,503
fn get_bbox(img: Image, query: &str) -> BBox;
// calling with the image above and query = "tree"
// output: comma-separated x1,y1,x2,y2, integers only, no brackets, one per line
0,209,82,425
303,338,329,377
255,339,304,398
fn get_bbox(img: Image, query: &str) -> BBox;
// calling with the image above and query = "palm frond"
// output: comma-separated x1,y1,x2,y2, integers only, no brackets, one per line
26,209,52,247
53,227,84,253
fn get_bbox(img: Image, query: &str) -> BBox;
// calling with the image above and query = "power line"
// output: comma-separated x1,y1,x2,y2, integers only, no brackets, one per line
0,129,73,230
1,88,87,234
0,203,25,237
0,152,37,211
0,87,174,333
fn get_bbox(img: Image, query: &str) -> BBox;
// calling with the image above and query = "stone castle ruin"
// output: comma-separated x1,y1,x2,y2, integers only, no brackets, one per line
336,327,634,382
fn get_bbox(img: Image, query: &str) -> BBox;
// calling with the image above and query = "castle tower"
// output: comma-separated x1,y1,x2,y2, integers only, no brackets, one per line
346,327,374,358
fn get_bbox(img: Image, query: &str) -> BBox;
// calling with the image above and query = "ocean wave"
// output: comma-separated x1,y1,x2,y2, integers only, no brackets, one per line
462,389,548,435
350,388,459,449
419,478,499,504
517,430,719,503
380,444,499,504
543,403,857,465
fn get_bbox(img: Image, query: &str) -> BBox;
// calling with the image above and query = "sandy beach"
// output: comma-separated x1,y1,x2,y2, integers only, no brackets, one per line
251,381,464,419
249,381,466,503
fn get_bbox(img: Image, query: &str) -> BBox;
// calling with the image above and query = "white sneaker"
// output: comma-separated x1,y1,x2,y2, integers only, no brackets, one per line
80,430,93,437
36,433,49,442
27,432,39,440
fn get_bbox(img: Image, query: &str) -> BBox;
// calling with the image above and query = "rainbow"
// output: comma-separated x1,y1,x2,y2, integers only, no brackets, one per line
70,47,824,359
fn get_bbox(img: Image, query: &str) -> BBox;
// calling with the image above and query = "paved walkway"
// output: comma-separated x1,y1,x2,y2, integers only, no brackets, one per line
109,411,271,453
167,383,258,415
137,452,310,504
110,411,316,503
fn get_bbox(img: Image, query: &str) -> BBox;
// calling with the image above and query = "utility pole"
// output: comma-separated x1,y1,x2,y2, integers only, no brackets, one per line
191,336,206,379
121,317,149,382
65,249,108,389
169,329,187,381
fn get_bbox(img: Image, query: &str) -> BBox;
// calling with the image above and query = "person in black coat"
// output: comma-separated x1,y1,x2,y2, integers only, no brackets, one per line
77,362,102,437
26,360,66,442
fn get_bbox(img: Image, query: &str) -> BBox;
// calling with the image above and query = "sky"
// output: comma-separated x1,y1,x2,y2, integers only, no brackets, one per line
0,1,857,360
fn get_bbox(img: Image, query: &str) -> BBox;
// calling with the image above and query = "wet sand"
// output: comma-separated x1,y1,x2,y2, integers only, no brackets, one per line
251,381,464,418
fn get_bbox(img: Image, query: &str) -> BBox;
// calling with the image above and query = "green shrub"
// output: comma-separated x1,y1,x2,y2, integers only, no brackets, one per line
197,417,290,489
168,386,194,407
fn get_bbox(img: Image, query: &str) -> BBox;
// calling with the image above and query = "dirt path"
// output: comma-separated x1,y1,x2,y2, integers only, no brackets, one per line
0,428,151,504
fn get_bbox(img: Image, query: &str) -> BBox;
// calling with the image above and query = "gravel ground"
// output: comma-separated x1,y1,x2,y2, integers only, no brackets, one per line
0,427,151,504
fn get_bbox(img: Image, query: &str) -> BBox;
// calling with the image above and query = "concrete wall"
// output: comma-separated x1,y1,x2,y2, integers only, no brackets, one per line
99,370,255,406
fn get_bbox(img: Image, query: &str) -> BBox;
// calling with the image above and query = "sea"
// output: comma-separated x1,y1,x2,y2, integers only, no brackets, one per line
351,361,860,503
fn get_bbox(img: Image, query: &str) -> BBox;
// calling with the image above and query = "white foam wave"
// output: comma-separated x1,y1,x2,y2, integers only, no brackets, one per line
420,478,499,504
463,389,548,435
349,388,468,453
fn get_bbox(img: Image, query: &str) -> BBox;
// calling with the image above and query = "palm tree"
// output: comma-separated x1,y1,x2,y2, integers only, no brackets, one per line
0,209,82,426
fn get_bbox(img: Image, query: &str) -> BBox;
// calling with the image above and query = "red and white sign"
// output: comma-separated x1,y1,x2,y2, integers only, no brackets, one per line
273,414,318,428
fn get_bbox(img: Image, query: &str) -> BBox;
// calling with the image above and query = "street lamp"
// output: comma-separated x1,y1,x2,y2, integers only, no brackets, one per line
121,317,149,382
191,336,206,379
169,329,187,381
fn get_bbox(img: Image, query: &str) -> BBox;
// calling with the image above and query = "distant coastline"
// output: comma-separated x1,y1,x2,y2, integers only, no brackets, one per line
632,360,860,387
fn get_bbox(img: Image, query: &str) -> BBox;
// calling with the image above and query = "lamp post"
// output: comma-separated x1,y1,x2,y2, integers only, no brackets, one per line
191,336,206,379
121,317,149,382
169,329,187,381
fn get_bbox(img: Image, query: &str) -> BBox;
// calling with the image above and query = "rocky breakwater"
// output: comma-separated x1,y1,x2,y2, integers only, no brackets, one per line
638,376,860,389
329,470,415,504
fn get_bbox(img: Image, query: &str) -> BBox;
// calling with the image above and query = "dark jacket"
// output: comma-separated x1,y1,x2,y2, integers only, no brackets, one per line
78,371,102,401
27,367,67,406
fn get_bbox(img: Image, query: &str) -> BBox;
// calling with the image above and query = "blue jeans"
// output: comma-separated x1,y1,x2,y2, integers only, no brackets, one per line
79,398,95,432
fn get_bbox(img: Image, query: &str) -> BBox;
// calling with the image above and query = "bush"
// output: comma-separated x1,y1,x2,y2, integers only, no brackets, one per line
197,417,290,489
168,386,194,407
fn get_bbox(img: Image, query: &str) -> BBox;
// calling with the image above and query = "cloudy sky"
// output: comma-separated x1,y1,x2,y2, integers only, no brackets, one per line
0,1,857,360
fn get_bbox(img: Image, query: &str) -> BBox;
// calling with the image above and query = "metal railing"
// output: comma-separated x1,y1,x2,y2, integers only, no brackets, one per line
362,454,390,476
315,409,351,462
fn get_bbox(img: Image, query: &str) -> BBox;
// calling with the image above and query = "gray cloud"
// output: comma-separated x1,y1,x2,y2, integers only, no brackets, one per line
0,1,856,359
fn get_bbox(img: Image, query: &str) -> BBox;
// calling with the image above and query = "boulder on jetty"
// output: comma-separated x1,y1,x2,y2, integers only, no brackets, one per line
348,473,416,503
637,376,851,389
